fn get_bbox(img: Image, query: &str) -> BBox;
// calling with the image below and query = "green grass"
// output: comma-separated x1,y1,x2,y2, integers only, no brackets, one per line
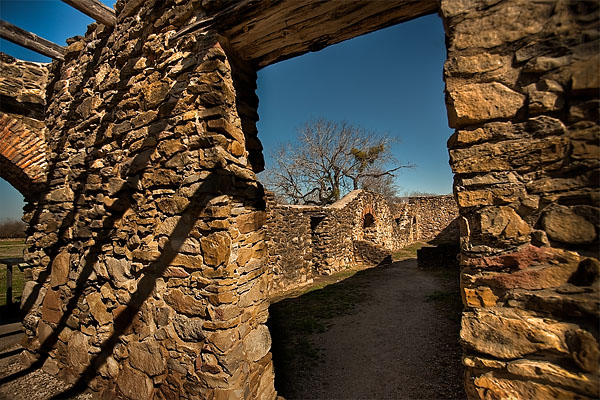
393,241,432,261
0,239,27,306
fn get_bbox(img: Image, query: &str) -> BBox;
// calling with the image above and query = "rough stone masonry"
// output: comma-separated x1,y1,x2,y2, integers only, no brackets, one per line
0,0,597,399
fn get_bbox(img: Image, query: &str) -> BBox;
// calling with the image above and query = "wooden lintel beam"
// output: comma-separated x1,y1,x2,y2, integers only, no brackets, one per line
0,20,65,60
61,0,116,27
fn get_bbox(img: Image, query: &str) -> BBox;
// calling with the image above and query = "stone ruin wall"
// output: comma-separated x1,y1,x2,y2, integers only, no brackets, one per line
444,0,599,398
266,190,459,295
0,0,597,398
18,2,275,398
393,194,460,243
264,193,318,295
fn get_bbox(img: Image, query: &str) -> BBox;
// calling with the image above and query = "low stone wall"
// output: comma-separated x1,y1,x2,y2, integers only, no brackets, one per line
393,195,459,243
409,195,459,242
266,190,459,294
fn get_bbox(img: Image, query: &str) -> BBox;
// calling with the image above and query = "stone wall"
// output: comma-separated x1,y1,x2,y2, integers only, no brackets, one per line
19,3,275,398
442,0,599,398
266,190,405,294
409,195,459,242
0,53,48,200
266,190,458,294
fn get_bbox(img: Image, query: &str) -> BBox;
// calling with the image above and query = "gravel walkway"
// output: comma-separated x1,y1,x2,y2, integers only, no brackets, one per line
270,258,465,399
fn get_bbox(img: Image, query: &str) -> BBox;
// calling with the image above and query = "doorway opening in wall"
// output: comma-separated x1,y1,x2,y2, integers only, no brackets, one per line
363,213,375,229
257,12,464,399
0,177,28,323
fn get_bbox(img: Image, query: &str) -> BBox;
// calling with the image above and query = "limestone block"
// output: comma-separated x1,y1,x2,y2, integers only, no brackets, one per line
523,55,572,73
450,137,568,174
98,356,119,379
243,324,271,362
42,357,60,376
129,339,167,376
49,249,70,288
447,1,551,50
235,211,267,234
173,314,204,342
461,308,577,359
156,196,190,215
85,292,113,326
528,91,564,114
477,206,531,244
36,319,53,345
20,280,45,311
463,286,499,307
47,186,75,203
105,256,132,283
446,82,526,127
41,289,62,324
468,371,588,400
571,56,600,94
164,288,207,317
201,232,231,267
474,262,579,291
507,359,598,397
542,205,597,244
142,80,170,109
117,364,154,400
445,53,506,74
456,187,522,208
66,331,90,373
567,329,600,373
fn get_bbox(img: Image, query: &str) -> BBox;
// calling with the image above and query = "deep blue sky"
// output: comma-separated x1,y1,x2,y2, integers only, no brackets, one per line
0,2,452,220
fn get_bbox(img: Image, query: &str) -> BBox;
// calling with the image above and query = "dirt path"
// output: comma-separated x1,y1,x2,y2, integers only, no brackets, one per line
268,259,465,399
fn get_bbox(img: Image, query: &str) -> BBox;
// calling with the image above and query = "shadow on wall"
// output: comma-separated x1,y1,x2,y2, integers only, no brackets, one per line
6,35,266,399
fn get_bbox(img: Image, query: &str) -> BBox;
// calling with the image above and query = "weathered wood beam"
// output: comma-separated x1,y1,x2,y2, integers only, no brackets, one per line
0,20,65,60
222,0,440,69
61,0,116,27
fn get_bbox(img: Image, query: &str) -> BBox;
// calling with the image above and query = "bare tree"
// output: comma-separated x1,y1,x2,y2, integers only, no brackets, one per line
262,118,411,205
0,218,26,238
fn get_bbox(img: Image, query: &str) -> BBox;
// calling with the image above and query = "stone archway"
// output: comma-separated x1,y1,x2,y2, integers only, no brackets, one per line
14,1,599,399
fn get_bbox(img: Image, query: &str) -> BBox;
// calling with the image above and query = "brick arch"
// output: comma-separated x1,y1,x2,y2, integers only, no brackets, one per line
0,113,47,200
361,206,376,229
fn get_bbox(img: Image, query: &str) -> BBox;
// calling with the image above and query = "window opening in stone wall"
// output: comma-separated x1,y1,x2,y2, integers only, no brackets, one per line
310,215,325,232
363,213,375,229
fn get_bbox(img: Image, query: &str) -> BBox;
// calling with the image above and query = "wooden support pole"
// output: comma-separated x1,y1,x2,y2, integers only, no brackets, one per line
6,263,13,306
0,20,65,60
61,0,116,27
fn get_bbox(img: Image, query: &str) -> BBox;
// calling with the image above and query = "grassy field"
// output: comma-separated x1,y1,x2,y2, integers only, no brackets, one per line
0,238,27,307
393,241,432,261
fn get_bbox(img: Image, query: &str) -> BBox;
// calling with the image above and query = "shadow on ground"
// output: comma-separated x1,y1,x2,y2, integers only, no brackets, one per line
268,258,465,400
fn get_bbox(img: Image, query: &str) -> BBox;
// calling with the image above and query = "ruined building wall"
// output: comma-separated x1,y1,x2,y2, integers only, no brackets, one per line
20,1,275,398
265,192,318,294
442,0,599,398
266,190,450,293
408,195,459,242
